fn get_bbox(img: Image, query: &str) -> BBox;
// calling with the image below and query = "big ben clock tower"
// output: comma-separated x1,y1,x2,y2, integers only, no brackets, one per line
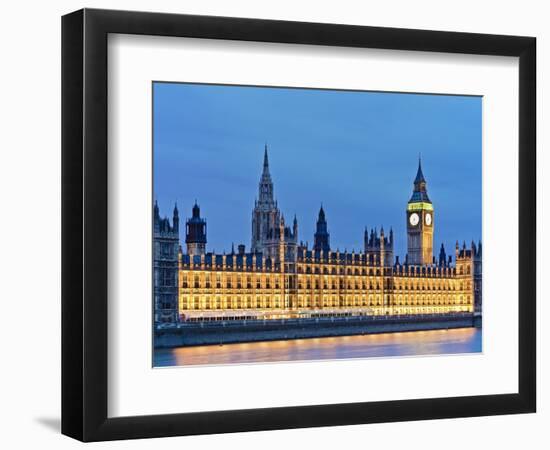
407,158,434,265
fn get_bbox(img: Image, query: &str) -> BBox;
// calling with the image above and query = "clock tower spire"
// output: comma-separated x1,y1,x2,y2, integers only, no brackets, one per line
406,156,434,265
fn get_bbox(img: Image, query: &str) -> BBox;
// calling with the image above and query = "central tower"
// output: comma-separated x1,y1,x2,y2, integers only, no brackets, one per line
251,145,281,254
406,158,434,265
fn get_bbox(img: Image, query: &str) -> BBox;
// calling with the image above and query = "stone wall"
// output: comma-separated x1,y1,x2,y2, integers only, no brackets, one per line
154,314,475,348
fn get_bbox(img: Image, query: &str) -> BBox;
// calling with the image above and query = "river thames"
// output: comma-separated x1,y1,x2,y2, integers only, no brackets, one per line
154,327,481,367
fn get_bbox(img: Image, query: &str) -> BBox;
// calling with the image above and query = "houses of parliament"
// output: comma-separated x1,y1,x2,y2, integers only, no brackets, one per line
154,146,482,323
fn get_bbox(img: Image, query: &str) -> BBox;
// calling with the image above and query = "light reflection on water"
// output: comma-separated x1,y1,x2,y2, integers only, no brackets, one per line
154,327,482,367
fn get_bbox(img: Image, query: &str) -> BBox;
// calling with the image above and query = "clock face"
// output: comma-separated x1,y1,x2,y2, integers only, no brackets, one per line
409,213,420,226
425,212,432,226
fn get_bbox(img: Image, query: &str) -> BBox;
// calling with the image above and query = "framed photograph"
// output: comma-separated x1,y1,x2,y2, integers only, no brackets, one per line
62,8,536,441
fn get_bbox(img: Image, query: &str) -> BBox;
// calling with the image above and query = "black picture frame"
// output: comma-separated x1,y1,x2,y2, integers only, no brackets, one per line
62,8,536,442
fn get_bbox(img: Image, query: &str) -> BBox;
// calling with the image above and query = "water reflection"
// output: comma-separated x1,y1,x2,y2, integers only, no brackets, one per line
154,327,482,367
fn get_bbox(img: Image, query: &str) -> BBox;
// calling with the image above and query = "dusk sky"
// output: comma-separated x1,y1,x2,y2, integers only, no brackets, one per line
153,82,481,259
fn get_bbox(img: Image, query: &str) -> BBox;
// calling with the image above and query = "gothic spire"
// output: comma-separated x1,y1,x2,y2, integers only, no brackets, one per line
257,143,275,205
409,156,431,203
251,143,280,253
439,242,447,266
414,154,426,185
318,204,325,222
263,143,270,174
173,202,179,232
314,204,330,253
192,200,200,218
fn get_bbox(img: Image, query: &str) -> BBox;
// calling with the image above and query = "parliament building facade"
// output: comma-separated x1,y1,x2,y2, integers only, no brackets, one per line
154,146,482,323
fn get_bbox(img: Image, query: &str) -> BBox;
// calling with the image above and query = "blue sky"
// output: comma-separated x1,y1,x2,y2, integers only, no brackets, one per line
153,82,481,259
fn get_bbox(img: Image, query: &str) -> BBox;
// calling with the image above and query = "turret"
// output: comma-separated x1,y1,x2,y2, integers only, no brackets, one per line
153,200,178,237
185,201,207,256
153,200,160,233
365,226,393,266
439,243,447,267
313,205,330,253
154,200,160,220
173,202,179,233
